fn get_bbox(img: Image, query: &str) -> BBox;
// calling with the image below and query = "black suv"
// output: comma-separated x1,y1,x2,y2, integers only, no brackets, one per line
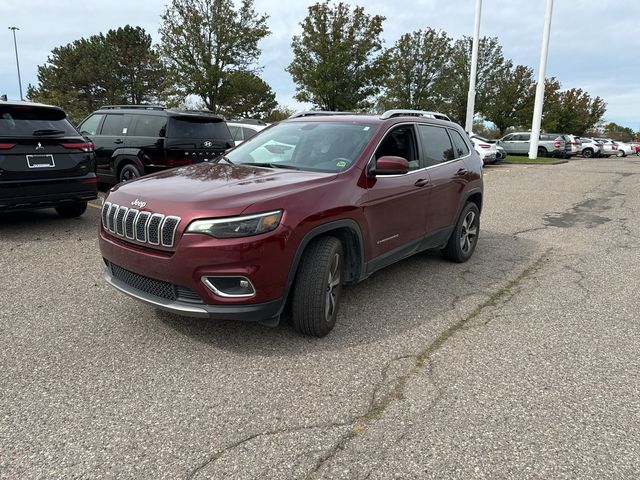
0,100,97,217
78,105,234,184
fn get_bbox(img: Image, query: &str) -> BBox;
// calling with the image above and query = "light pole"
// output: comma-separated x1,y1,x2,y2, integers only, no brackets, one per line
8,26,23,101
465,0,482,133
528,0,554,159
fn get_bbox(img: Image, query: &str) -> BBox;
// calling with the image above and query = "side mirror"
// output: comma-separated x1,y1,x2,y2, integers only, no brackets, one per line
372,156,409,175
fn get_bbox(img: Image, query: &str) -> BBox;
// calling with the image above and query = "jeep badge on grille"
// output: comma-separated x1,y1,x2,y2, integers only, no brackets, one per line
131,199,147,209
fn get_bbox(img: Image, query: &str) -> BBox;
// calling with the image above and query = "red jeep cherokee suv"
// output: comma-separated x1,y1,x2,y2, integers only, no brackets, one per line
99,110,483,336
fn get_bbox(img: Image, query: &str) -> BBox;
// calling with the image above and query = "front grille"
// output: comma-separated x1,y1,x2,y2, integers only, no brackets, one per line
102,202,181,249
110,263,203,304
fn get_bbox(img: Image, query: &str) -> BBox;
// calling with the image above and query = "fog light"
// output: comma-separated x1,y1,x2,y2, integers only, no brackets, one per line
202,276,256,298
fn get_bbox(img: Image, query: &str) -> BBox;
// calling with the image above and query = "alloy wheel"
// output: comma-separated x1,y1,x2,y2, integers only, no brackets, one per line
325,252,341,322
459,211,478,254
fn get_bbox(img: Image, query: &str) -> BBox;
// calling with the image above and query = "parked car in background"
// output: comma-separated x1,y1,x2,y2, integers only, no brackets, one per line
78,105,234,184
227,121,268,145
0,100,97,216
561,135,582,156
469,134,498,165
496,144,506,161
613,141,634,157
594,138,618,157
577,138,603,158
99,110,483,337
497,132,570,158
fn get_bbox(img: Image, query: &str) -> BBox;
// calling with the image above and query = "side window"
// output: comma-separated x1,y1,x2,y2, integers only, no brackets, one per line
375,125,419,170
517,134,531,141
417,124,455,167
242,127,258,140
502,134,514,142
448,129,470,158
78,114,104,136
228,125,243,141
131,115,167,137
101,114,132,136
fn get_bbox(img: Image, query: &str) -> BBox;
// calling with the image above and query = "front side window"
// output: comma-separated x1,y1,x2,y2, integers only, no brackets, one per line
78,114,104,136
375,125,419,170
417,124,455,166
226,121,376,173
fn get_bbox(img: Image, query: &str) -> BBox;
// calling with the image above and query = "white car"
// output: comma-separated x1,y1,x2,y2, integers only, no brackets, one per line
227,122,268,145
613,141,635,157
469,134,498,165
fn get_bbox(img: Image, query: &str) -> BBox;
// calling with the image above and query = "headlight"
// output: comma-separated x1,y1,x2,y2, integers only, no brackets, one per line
186,210,283,238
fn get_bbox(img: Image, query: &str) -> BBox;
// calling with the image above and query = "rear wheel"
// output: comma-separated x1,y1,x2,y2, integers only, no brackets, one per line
582,148,594,158
119,164,141,183
55,201,87,218
291,236,344,337
616,150,625,157
537,147,548,157
442,202,480,263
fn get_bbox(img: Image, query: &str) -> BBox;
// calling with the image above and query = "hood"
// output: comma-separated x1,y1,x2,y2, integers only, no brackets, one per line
106,163,337,219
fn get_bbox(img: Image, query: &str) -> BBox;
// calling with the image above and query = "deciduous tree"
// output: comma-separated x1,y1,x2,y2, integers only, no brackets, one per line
159,0,270,113
287,1,385,111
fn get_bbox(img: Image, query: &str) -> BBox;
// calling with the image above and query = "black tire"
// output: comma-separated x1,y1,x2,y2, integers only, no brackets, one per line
291,236,344,337
441,202,480,263
55,201,88,218
119,163,141,183
582,148,594,158
537,147,548,157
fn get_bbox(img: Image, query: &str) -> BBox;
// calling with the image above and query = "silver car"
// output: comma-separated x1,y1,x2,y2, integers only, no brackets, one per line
577,138,603,158
497,132,569,158
594,138,619,157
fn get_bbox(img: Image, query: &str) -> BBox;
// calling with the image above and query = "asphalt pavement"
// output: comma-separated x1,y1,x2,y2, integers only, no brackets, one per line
1,157,639,479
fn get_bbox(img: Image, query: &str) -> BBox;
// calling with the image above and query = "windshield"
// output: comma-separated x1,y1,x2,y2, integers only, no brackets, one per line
0,105,77,137
226,121,376,173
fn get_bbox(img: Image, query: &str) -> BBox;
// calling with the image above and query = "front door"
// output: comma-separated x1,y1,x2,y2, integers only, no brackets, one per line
363,124,431,260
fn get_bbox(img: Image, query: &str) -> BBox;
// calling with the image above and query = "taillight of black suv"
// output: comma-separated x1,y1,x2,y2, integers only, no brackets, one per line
0,100,97,216
78,105,235,184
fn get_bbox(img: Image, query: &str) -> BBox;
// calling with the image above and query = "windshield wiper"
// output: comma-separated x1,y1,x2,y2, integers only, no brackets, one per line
32,129,66,136
249,162,300,170
213,155,234,165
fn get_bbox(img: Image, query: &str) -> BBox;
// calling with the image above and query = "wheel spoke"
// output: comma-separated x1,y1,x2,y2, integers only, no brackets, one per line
467,226,478,237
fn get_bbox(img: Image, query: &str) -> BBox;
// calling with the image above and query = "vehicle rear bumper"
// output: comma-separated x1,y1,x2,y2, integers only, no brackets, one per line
103,264,284,324
0,174,98,210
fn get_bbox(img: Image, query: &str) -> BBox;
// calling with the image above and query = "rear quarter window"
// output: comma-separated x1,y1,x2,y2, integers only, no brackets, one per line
0,105,77,137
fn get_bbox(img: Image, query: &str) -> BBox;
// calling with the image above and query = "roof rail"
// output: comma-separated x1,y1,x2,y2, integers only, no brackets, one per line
100,104,166,110
380,109,451,121
288,110,355,119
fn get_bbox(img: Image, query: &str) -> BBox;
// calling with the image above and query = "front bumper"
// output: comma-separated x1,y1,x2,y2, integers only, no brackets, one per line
104,264,284,323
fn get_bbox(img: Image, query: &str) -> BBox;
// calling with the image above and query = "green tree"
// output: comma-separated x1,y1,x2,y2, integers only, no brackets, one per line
542,87,606,134
377,28,452,112
287,1,386,111
265,106,296,123
159,0,269,113
602,122,635,142
27,26,165,123
481,65,535,135
441,36,512,125
218,71,277,119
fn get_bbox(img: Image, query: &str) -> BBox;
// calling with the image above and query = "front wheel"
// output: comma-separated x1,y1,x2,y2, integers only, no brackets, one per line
442,202,480,263
55,201,88,218
291,236,344,337
119,164,141,183
582,148,594,158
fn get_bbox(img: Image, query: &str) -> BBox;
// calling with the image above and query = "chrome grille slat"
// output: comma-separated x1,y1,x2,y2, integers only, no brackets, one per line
103,202,181,249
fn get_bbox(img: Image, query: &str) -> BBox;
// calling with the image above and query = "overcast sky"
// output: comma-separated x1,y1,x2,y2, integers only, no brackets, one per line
1,0,638,130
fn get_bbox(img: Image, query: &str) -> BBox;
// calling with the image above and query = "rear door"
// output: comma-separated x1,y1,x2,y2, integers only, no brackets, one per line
127,114,167,168
417,124,472,234
92,113,132,178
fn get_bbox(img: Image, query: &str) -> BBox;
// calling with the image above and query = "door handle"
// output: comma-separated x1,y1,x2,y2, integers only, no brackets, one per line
456,168,468,176
414,178,430,187
114,139,124,144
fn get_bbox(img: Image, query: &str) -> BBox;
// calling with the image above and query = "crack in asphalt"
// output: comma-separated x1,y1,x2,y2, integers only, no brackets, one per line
303,249,553,479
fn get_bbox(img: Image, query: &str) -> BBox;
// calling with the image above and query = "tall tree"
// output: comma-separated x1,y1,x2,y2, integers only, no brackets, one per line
481,64,535,135
27,26,165,123
218,71,277,119
159,0,270,113
378,28,452,112
542,87,606,135
441,36,512,125
287,1,386,111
